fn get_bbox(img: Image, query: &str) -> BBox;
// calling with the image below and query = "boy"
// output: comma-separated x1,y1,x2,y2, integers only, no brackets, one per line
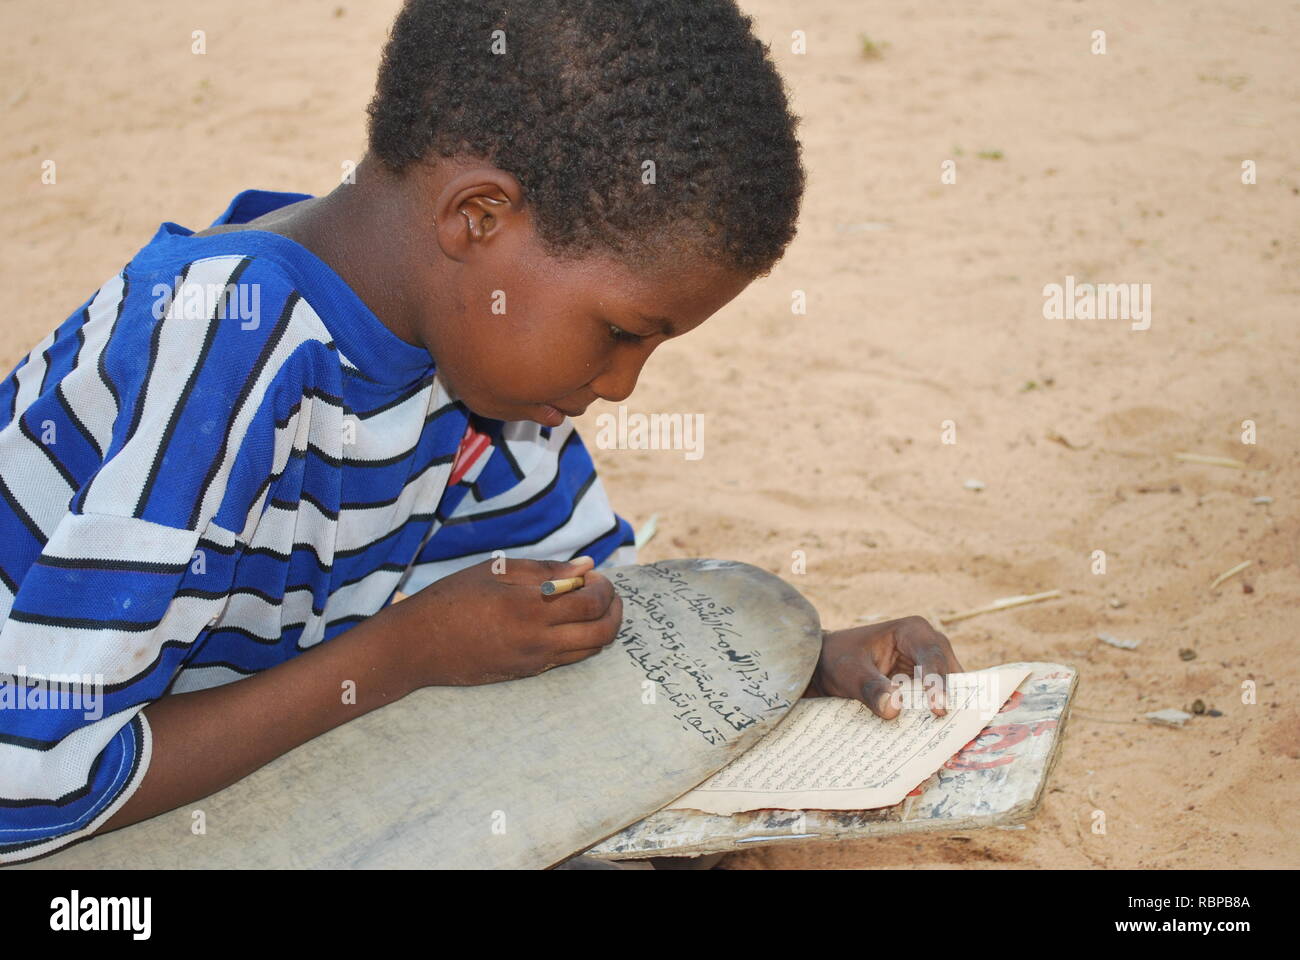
0,0,961,866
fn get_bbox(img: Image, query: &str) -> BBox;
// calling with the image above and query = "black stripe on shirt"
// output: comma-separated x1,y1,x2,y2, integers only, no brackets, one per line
117,266,187,468
187,290,300,530
0,742,109,806
567,517,634,561
33,554,191,574
89,279,126,443
420,470,600,566
55,379,103,463
0,560,19,595
135,257,253,519
0,471,47,546
6,355,29,428
351,374,440,420
17,409,78,492
37,324,59,398
4,608,166,633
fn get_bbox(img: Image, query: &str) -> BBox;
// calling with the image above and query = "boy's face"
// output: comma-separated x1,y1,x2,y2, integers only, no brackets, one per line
403,164,754,426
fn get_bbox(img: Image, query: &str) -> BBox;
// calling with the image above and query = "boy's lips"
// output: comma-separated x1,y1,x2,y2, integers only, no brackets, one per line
533,402,587,427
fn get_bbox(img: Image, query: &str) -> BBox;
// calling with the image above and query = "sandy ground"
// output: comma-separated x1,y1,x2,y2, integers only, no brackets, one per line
1,1,1296,869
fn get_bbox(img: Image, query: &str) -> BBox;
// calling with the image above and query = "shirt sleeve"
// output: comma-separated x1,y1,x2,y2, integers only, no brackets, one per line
0,257,314,864
397,417,638,595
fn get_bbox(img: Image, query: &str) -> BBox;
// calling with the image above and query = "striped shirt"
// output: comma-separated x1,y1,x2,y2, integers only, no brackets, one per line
0,189,637,864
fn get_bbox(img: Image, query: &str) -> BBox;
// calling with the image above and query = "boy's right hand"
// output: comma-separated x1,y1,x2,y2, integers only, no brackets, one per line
381,555,624,689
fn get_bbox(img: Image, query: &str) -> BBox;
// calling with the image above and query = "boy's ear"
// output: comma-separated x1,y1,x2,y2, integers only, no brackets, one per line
459,194,509,241
430,166,524,261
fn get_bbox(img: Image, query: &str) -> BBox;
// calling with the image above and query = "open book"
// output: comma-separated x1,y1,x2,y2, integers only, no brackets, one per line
667,664,1031,815
589,661,1077,859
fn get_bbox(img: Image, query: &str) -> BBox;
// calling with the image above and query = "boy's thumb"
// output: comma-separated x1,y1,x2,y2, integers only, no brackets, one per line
861,672,901,720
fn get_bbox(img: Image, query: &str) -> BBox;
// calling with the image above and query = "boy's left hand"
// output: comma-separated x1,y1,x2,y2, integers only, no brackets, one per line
810,617,964,720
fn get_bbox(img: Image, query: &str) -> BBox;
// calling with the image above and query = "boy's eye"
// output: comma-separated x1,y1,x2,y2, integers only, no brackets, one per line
607,323,642,343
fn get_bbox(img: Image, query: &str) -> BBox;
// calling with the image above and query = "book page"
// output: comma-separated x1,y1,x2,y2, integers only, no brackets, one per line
667,664,1032,814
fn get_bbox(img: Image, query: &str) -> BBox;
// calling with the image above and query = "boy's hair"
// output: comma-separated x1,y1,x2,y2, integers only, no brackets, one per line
367,0,805,277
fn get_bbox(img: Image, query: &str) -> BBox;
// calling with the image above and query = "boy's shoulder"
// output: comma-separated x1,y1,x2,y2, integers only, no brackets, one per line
126,198,318,310
112,235,337,395
116,189,435,389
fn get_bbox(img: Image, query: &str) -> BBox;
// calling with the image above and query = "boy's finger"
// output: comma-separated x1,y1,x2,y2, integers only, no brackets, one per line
499,548,595,580
542,571,616,624
918,646,952,715
534,555,595,578
544,643,610,669
497,555,595,586
552,590,624,651
916,620,964,674
860,666,901,720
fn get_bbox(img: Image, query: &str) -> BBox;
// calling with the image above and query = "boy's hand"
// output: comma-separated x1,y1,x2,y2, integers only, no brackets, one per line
384,555,623,688
810,617,964,720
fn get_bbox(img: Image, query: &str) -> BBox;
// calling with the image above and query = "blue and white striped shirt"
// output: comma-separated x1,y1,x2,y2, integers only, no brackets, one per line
0,189,636,864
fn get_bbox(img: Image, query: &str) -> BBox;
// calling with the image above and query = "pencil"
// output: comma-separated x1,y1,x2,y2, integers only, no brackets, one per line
540,576,585,597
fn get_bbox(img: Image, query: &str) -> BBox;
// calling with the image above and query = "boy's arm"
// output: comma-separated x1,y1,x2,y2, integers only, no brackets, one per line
0,287,344,861
95,552,617,843
97,598,418,835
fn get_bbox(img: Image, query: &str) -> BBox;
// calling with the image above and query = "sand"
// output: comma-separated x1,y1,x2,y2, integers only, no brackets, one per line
1,0,1295,869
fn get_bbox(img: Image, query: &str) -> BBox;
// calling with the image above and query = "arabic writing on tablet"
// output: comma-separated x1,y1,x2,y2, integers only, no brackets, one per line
612,562,792,746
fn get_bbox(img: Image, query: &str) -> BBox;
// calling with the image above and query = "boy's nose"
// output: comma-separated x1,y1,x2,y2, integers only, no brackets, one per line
589,355,645,404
